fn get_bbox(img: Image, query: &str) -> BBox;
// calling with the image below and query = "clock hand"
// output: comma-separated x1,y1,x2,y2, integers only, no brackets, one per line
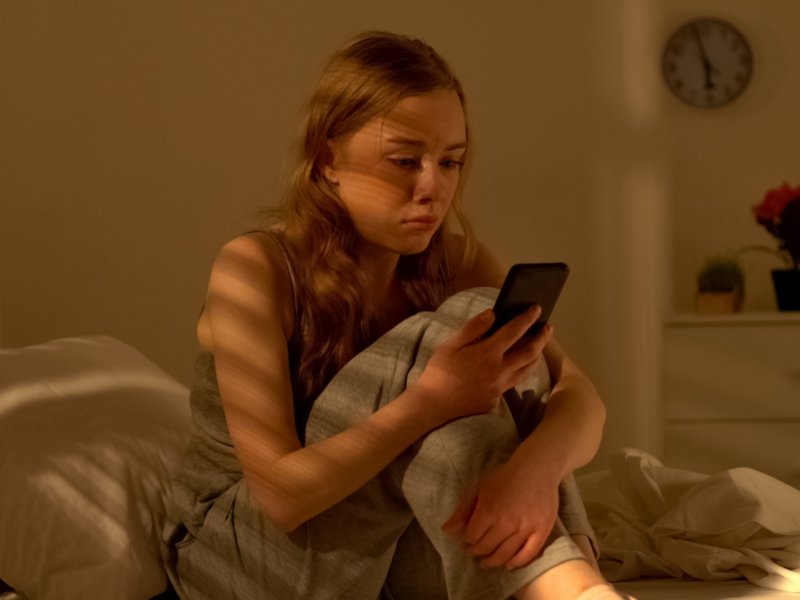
691,24,717,89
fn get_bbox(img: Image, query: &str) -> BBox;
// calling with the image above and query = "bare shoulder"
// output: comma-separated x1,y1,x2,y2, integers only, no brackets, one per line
449,233,508,293
219,229,287,270
202,229,295,350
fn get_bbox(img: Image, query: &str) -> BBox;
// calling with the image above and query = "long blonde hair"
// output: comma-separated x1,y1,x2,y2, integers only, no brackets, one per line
262,31,477,405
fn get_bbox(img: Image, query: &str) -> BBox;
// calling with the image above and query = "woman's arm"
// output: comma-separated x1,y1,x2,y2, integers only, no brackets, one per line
516,338,605,479
206,234,543,533
209,235,429,532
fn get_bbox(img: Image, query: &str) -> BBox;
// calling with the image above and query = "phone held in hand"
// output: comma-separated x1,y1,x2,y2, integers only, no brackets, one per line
482,263,570,340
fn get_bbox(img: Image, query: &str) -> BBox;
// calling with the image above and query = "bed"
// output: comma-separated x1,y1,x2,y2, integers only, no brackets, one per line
1,336,798,600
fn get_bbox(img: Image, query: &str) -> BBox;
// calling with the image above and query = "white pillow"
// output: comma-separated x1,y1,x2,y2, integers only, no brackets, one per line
0,336,191,600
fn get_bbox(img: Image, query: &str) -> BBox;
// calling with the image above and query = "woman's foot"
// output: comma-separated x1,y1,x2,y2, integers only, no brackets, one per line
574,584,636,600
513,559,633,600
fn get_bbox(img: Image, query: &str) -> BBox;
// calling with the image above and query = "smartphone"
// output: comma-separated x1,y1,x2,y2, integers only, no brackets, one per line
482,263,569,340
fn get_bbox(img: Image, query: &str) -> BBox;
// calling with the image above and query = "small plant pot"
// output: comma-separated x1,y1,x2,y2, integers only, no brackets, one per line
772,269,800,311
695,291,743,314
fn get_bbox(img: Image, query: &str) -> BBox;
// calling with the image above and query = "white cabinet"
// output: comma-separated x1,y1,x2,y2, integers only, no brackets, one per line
663,314,800,488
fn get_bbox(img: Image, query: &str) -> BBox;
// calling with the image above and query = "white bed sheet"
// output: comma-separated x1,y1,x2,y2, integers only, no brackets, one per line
616,577,800,599
577,449,800,595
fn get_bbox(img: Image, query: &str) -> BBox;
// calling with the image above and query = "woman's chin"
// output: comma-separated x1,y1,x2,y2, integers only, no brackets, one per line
359,228,436,256
398,236,434,255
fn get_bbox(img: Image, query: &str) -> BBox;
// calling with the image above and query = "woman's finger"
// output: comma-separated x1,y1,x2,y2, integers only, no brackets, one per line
441,488,479,535
442,309,495,352
505,532,548,570
480,531,528,569
461,505,493,546
487,305,542,353
504,324,553,373
469,523,517,558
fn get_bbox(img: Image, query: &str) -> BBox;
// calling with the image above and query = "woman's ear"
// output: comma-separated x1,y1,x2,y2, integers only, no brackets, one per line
322,140,340,184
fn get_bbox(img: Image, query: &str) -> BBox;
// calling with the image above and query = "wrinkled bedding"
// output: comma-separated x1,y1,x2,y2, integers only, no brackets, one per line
577,449,800,594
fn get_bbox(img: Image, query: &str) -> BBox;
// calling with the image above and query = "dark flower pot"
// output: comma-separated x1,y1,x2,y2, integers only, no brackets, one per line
772,269,800,311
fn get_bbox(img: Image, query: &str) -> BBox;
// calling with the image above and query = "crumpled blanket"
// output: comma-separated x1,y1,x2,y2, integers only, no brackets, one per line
576,448,800,593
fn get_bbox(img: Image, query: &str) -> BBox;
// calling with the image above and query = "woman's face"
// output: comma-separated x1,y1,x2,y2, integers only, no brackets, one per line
325,89,467,256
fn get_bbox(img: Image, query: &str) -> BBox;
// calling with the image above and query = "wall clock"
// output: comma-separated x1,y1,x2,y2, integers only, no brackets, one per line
662,18,753,109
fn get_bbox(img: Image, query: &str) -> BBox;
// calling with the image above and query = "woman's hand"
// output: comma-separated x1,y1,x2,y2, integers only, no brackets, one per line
407,306,554,430
440,455,562,570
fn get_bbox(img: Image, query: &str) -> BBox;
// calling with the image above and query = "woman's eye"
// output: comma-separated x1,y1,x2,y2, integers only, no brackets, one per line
392,158,417,169
390,157,463,170
442,160,464,170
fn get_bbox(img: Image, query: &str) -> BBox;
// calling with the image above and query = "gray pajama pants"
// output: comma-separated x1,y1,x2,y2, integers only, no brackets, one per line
164,288,595,600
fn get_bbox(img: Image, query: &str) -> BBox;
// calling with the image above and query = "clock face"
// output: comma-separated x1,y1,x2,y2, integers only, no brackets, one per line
662,18,753,109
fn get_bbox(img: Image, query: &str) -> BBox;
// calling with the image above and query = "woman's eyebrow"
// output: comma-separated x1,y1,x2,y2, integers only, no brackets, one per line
384,137,467,151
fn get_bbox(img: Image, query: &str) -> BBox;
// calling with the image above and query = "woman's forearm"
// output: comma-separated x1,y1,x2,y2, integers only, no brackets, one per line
249,387,435,532
508,370,606,480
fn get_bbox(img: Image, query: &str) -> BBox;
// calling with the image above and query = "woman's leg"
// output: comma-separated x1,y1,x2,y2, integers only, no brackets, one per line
384,518,449,599
393,392,588,600
388,288,625,600
349,288,597,599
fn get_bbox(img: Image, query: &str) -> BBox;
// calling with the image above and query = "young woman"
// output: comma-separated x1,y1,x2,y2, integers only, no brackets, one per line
163,31,631,600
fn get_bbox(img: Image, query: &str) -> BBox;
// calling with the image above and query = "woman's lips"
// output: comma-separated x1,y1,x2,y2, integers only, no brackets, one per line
403,216,437,231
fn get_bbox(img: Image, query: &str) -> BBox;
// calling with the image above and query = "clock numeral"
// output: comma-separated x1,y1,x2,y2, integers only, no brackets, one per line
706,93,716,106
735,72,746,83
667,62,678,73
739,55,751,67
675,79,684,90
672,44,683,56
724,86,733,97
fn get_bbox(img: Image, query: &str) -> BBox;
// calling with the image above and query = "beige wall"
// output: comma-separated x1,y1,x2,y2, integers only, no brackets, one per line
2,1,797,471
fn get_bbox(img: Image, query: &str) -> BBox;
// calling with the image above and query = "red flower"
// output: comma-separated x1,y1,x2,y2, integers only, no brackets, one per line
753,183,800,269
754,183,800,224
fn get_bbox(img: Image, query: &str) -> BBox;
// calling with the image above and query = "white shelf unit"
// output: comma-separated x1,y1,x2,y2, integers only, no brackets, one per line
662,313,800,488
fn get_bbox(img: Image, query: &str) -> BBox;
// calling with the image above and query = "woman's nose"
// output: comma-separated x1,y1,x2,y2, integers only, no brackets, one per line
413,162,441,203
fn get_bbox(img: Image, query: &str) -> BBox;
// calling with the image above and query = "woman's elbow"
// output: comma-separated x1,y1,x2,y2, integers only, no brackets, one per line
262,501,302,533
272,516,301,534
251,489,303,533
593,385,607,423
558,371,606,427
584,377,607,428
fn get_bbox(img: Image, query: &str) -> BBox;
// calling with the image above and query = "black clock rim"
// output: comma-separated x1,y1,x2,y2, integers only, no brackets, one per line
661,17,753,109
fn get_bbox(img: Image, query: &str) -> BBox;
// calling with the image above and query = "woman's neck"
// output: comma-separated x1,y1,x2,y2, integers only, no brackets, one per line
359,244,401,298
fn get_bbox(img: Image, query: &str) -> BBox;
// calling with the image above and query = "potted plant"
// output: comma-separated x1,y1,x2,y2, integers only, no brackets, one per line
695,255,745,313
753,182,800,311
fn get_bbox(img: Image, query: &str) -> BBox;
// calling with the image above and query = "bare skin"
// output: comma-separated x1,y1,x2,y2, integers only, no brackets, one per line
199,90,607,598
